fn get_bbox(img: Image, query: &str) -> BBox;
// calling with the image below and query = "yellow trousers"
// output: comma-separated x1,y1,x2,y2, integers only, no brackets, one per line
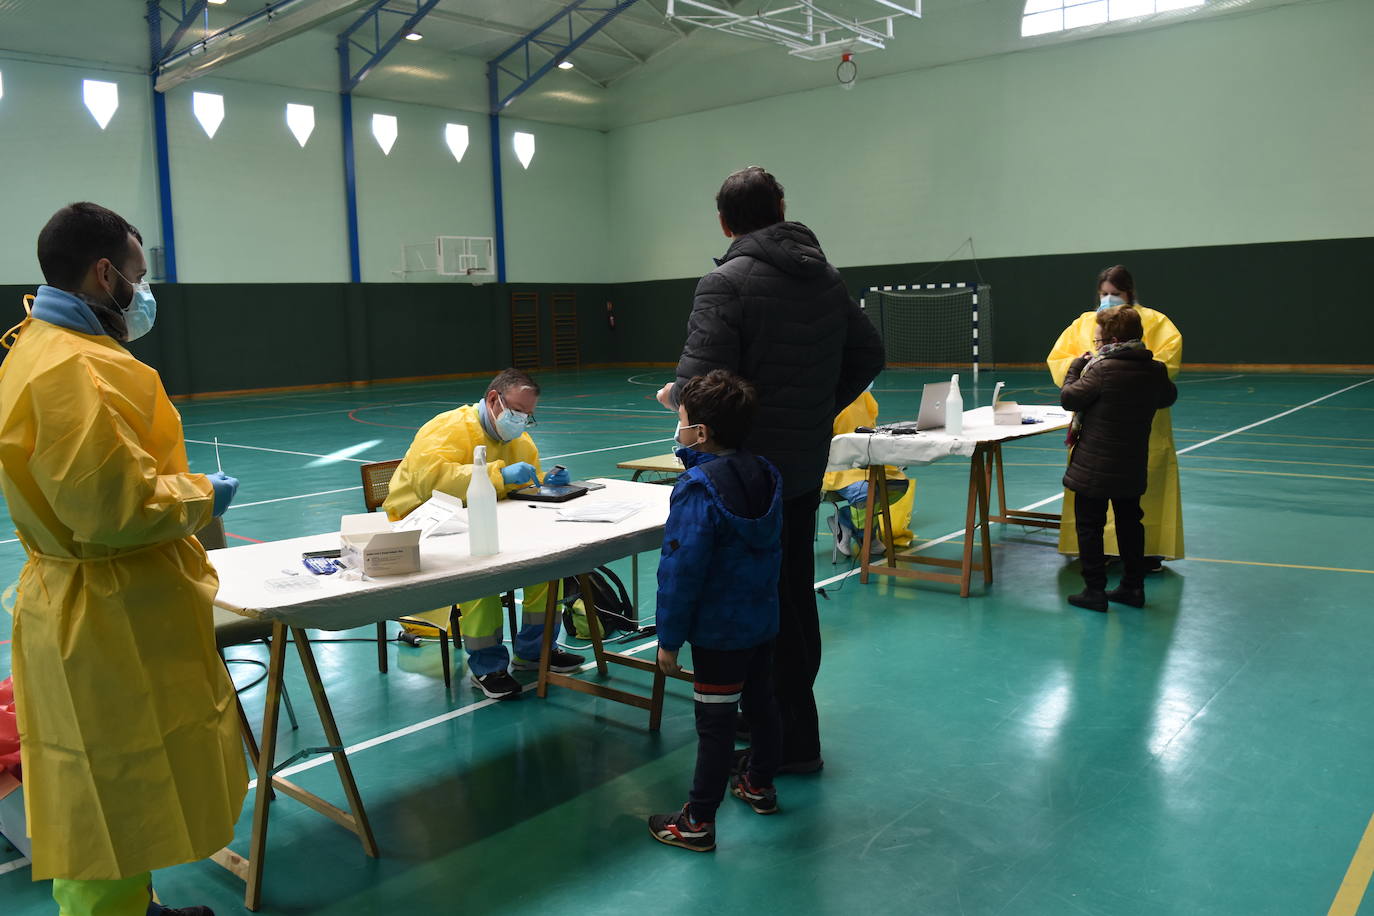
52,872,151,916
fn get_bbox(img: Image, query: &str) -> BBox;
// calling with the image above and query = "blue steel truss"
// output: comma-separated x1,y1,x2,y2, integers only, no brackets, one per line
488,0,641,114
338,0,443,93
146,1,210,68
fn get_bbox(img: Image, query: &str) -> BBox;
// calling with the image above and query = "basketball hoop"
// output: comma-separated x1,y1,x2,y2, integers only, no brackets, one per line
837,52,857,90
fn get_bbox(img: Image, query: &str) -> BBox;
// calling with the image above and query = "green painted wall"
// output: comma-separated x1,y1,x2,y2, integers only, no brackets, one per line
606,0,1374,283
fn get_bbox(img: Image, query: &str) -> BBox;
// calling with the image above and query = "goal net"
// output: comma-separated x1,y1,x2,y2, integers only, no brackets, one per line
861,283,993,377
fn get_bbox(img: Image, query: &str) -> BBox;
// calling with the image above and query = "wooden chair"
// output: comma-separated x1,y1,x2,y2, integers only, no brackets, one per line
360,460,454,689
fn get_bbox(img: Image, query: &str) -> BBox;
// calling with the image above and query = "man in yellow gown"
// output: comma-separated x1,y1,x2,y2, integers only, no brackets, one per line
0,203,246,915
383,369,582,700
821,389,915,556
1047,271,1184,563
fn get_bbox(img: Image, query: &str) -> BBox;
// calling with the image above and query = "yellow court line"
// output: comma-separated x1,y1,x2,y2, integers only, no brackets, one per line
1188,400,1374,411
1190,557,1374,576
1176,428,1374,444
1329,811,1374,916
1171,439,1374,452
1009,444,1374,469
1181,466,1374,483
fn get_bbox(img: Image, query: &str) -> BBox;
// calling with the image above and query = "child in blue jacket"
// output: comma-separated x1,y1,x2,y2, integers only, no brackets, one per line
648,370,784,853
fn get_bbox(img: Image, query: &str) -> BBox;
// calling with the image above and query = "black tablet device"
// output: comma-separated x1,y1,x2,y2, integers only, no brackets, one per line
507,484,589,503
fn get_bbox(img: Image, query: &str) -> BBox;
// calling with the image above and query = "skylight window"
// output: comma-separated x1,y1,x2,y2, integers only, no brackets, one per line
513,131,535,170
372,113,397,155
286,103,315,147
1021,0,1204,37
192,91,224,138
83,79,119,130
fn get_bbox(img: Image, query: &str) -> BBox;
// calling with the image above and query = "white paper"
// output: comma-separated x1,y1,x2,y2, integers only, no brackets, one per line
557,501,642,524
393,490,468,538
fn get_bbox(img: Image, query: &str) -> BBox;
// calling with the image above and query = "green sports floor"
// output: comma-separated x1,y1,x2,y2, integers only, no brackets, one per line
2,367,1372,916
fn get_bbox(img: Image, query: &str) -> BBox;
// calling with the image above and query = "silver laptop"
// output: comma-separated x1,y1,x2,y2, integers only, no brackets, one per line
916,381,951,430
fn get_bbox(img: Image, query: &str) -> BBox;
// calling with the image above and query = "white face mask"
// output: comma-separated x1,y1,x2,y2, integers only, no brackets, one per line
1098,294,1126,311
493,392,532,441
110,266,157,341
674,422,704,448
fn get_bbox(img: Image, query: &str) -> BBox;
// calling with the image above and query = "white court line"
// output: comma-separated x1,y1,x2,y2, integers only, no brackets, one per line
185,439,377,465
0,856,30,876
181,398,450,429
814,375,1374,590
1176,374,1244,384
544,437,673,461
626,373,666,387
540,404,667,415
249,637,665,788
227,486,362,511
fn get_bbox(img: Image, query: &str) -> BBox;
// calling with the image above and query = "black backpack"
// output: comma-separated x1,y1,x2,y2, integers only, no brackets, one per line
560,566,638,639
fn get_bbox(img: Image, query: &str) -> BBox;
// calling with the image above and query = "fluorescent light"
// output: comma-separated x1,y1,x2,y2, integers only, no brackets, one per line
557,60,574,70
208,0,228,5
512,131,535,169
372,113,397,155
405,31,422,41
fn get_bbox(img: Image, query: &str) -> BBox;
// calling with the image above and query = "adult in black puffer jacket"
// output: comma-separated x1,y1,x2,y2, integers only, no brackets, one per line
658,167,885,770
1060,306,1178,613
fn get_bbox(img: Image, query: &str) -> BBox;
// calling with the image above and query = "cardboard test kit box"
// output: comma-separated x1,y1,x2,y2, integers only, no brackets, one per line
340,514,421,576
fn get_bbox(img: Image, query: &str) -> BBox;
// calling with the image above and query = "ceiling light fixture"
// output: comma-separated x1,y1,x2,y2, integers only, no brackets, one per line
405,31,422,41
557,60,574,70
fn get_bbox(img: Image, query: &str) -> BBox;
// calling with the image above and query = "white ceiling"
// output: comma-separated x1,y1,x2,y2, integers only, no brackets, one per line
0,0,1326,130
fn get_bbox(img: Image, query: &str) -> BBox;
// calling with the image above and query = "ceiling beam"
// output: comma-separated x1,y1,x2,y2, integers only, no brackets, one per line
427,8,640,61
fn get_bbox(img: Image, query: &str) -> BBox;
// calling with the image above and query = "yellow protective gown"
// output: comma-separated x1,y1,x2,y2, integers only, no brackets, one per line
822,391,915,546
1047,305,1184,559
0,318,247,881
383,403,543,630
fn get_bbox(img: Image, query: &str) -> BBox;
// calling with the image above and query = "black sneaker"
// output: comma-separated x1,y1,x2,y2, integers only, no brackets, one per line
1068,588,1109,612
733,747,824,776
1145,556,1166,574
1105,585,1145,608
731,773,779,815
511,649,585,674
149,907,214,916
647,804,715,852
470,670,522,699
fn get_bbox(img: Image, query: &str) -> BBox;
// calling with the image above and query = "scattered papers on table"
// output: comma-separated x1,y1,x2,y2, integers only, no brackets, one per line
556,501,642,523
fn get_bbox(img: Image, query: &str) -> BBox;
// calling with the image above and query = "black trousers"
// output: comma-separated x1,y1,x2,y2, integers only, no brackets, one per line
774,491,823,764
1074,492,1145,590
688,641,781,821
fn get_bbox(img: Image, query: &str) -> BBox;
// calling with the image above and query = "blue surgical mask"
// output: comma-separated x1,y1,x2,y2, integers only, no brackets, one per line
111,266,157,341
1098,294,1125,311
494,393,531,442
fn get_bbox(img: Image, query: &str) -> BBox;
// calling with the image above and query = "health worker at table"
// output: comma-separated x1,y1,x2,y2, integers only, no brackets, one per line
1047,265,1184,568
384,368,584,700
0,203,245,916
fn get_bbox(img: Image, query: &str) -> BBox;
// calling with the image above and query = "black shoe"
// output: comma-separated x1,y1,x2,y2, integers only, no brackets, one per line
733,747,824,776
511,649,585,674
1106,585,1145,608
1145,556,1165,574
731,773,779,815
647,804,715,852
470,670,522,699
150,907,214,916
1068,588,1109,612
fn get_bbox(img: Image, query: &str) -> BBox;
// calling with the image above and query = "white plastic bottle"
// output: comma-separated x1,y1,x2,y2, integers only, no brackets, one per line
946,373,964,436
467,445,500,557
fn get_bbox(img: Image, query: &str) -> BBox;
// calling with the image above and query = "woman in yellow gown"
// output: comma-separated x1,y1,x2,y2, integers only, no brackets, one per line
1047,265,1184,564
821,389,916,555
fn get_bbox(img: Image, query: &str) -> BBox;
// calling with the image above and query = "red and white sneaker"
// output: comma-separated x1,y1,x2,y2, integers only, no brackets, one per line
647,804,716,852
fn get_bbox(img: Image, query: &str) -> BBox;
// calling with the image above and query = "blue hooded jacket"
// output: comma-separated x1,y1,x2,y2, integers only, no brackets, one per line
655,447,783,652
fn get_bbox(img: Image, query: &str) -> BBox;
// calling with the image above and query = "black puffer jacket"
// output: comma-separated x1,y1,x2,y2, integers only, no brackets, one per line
1061,347,1178,497
672,222,885,498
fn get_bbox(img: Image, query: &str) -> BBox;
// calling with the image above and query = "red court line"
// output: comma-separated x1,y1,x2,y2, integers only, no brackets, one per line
347,408,421,430
226,532,265,544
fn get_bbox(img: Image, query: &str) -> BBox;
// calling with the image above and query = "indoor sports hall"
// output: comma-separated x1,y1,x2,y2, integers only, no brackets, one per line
1,2,1371,915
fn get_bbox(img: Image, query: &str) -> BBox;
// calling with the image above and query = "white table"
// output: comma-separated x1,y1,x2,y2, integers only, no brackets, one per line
208,479,684,909
827,405,1073,597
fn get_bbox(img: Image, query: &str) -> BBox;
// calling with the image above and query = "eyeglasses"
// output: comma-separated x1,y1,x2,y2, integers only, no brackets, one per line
1092,338,1105,346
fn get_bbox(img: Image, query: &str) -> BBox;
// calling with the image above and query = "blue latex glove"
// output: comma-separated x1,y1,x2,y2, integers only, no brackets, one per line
543,466,570,487
209,471,239,518
500,461,537,487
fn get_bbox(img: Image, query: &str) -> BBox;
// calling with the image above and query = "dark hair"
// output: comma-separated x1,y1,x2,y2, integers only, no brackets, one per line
488,368,540,397
1097,305,1144,343
37,202,143,291
715,167,785,236
679,369,757,449
1096,264,1136,305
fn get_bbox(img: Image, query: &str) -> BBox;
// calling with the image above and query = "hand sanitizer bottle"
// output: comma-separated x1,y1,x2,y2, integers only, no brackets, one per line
946,373,964,436
467,445,500,557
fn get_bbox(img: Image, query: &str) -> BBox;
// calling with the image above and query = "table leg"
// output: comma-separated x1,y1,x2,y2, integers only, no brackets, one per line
580,573,611,677
858,466,878,584
537,581,559,699
975,449,993,585
631,553,640,615
290,628,379,859
875,470,896,558
960,455,984,598
243,622,287,910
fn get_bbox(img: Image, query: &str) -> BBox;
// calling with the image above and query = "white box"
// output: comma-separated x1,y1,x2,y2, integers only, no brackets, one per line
0,777,29,859
994,401,1022,425
340,513,420,577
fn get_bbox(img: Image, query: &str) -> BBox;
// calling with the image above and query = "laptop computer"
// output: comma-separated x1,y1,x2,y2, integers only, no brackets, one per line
916,381,951,430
